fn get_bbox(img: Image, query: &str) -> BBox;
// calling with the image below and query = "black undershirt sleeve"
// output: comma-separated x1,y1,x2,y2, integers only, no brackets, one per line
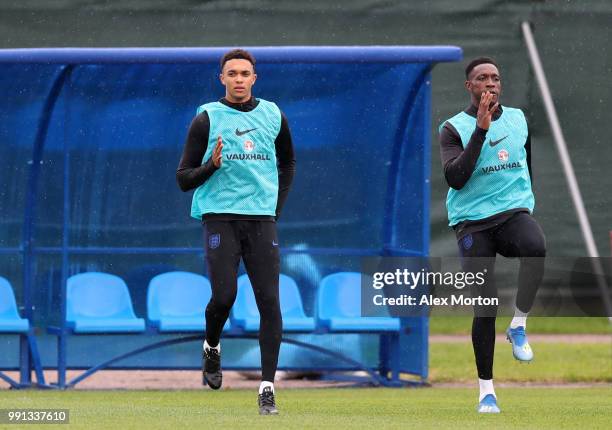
176,112,219,192
439,122,488,190
274,112,296,219
525,132,532,184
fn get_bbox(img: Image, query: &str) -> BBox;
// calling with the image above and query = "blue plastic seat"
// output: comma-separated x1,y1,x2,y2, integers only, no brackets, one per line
316,272,400,332
147,271,230,332
233,274,315,332
66,272,145,333
0,276,29,333
0,276,47,388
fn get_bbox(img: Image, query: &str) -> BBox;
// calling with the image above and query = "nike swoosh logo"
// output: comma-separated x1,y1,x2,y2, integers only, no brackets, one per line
489,135,508,147
235,127,258,136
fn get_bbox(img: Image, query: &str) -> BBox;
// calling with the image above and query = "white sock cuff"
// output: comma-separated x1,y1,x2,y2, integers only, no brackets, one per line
203,340,220,353
510,306,529,329
259,381,274,394
478,378,496,402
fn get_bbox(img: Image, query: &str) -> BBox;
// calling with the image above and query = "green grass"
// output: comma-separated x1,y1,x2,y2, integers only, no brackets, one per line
430,342,612,383
429,316,612,334
0,388,610,429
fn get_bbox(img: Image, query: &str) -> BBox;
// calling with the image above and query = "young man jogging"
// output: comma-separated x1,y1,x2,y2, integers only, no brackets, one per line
177,48,296,415
439,57,546,413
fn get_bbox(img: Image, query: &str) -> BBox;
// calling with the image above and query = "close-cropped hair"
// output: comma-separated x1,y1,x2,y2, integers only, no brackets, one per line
465,57,499,79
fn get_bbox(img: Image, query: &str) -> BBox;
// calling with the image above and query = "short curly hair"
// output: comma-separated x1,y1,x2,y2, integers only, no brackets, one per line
220,49,256,72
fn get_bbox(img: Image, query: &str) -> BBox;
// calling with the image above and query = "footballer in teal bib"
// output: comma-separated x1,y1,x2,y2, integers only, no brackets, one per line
441,106,534,226
191,99,281,219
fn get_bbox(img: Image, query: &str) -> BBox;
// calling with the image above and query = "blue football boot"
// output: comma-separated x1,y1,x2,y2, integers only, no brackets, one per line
477,394,501,413
506,326,534,362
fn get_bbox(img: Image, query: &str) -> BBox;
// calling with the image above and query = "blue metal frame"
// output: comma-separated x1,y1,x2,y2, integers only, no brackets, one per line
0,248,21,254
0,46,462,64
380,66,433,379
1,46,462,387
382,64,433,254
46,329,408,389
0,330,48,389
17,65,74,388
32,246,425,256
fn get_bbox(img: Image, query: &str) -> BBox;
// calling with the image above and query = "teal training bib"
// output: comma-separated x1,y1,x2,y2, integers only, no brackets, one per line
440,106,534,226
190,99,281,219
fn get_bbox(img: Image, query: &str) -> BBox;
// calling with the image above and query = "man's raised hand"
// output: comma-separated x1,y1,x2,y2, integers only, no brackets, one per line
476,91,499,130
212,135,223,168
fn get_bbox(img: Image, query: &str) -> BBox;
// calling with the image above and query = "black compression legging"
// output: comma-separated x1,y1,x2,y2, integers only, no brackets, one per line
458,212,546,380
203,220,282,382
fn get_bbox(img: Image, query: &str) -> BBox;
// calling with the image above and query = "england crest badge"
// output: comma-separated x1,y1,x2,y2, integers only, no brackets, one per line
208,233,221,249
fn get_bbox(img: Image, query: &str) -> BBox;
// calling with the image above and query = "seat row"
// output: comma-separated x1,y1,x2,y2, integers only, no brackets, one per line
2,272,411,389
63,270,400,335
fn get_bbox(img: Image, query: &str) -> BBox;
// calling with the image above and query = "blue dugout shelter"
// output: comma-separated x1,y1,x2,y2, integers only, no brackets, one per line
0,46,461,387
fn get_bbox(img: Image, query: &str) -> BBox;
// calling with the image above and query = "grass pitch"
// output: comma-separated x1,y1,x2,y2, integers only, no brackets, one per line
1,387,610,429
429,316,612,334
430,342,612,382
1,318,609,428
